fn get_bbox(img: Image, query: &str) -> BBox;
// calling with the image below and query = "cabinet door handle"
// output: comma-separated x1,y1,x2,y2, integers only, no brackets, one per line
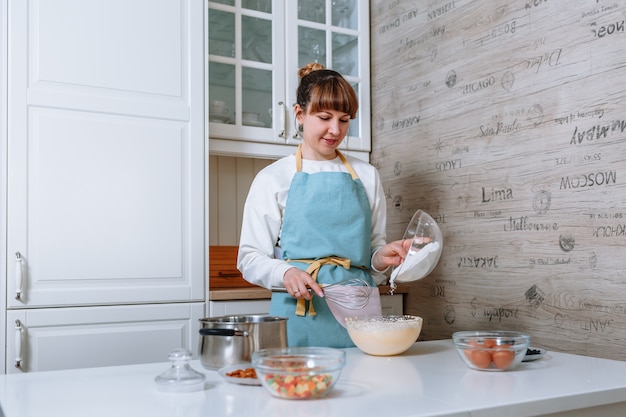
15,252,23,301
15,319,23,369
278,101,286,138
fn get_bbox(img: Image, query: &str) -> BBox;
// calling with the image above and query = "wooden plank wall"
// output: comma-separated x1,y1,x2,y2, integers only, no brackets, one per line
209,155,272,245
370,0,626,360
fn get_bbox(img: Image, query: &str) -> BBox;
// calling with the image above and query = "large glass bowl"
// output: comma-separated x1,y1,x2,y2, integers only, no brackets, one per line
345,315,423,356
452,330,530,371
390,210,443,283
251,347,346,400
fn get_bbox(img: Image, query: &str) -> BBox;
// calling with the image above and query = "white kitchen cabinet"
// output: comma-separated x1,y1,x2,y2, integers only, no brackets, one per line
207,0,370,160
1,0,205,373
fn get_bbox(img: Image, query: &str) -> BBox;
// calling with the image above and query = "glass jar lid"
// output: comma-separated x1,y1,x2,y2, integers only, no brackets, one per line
154,348,206,392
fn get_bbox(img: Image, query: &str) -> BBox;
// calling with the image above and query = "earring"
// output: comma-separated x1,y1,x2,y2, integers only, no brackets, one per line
342,121,353,148
293,114,302,139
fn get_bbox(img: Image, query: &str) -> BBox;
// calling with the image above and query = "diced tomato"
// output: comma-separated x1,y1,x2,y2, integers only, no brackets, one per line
263,370,334,399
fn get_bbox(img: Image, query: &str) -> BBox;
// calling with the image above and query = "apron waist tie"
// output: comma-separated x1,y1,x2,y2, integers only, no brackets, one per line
285,256,355,317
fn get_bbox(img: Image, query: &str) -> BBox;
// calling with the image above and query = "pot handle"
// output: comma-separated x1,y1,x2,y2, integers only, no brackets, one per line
199,328,249,337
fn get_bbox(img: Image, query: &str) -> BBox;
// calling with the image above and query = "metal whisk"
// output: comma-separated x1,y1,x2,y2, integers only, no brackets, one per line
272,277,373,310
320,278,374,309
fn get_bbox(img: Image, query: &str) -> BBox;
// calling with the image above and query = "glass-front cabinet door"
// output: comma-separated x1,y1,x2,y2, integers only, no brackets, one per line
287,0,370,152
208,0,285,144
207,0,369,157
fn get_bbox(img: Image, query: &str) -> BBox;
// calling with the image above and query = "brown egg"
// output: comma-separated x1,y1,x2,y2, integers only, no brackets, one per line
492,350,515,369
482,338,497,348
470,350,493,369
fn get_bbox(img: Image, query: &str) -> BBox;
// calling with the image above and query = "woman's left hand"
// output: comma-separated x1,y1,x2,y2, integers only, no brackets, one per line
372,239,410,271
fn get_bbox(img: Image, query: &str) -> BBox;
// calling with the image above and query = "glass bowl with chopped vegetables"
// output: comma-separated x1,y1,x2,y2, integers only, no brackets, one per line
251,347,346,400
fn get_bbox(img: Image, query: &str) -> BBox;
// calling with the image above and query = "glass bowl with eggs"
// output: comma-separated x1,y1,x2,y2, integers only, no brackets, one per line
452,330,530,371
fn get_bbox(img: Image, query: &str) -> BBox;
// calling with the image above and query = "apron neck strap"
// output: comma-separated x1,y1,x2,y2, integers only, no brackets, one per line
295,144,304,172
295,144,359,180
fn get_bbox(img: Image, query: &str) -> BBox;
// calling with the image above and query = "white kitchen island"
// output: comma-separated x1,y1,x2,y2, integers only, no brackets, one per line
1,339,625,417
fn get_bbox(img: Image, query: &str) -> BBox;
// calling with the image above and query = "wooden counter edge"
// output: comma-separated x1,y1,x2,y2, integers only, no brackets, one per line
209,287,271,300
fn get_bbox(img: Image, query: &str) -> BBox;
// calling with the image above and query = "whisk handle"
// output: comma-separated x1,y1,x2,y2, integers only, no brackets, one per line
271,287,313,294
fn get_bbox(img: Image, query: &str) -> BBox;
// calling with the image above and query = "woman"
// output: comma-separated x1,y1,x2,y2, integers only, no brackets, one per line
237,63,408,347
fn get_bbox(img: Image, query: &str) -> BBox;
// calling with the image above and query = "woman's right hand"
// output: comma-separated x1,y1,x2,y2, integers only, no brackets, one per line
283,267,324,299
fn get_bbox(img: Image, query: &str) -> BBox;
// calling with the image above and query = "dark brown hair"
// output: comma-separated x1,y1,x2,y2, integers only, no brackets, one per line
296,63,359,119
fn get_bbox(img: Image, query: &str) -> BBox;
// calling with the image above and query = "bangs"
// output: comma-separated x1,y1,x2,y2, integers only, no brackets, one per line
307,80,359,118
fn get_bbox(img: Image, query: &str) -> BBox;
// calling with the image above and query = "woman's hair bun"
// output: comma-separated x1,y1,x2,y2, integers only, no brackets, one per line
298,62,325,78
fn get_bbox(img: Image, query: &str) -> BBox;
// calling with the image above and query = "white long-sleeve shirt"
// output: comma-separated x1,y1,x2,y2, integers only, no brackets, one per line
237,152,388,289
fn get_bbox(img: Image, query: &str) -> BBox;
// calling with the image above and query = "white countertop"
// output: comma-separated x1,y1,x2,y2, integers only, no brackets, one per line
2,339,626,417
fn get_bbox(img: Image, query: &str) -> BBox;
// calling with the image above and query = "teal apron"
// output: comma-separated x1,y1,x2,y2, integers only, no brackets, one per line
269,145,374,347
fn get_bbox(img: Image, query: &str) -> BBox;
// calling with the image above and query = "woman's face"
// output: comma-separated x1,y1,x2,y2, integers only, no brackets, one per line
295,104,351,160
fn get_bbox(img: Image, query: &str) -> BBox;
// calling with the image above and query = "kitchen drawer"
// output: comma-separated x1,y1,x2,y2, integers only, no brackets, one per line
381,294,403,315
209,300,271,316
6,303,204,373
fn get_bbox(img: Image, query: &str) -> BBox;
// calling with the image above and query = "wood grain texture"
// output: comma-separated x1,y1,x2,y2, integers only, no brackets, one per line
208,245,250,288
209,155,272,245
370,0,626,360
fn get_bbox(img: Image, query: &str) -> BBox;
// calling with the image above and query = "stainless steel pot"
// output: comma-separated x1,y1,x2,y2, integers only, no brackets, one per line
198,315,288,370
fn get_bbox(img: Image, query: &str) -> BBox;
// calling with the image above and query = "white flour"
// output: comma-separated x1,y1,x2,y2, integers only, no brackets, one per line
390,241,441,285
